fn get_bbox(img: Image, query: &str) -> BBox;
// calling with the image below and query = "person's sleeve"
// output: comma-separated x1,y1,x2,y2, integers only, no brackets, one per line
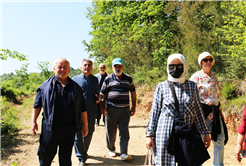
81,89,87,112
129,77,135,92
96,78,99,95
193,84,210,135
238,106,246,134
33,89,42,108
146,83,163,136
100,78,108,94
214,73,222,91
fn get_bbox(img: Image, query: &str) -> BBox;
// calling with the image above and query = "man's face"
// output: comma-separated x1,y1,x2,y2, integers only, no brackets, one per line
99,64,106,74
112,64,124,76
81,60,92,75
53,60,70,81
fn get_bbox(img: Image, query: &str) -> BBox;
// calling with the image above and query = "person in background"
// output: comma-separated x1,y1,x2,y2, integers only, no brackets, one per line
31,57,88,166
146,54,211,166
73,58,100,166
95,63,108,126
234,105,246,163
100,58,136,161
190,52,228,166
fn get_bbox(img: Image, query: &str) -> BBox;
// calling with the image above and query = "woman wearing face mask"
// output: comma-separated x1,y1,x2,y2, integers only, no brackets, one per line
190,52,228,166
146,54,211,166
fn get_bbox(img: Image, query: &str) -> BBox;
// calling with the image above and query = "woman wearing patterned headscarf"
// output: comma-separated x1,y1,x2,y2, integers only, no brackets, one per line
146,54,211,166
190,52,228,166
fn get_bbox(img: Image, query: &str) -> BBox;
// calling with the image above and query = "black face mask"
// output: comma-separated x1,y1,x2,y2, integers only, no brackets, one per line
169,66,184,78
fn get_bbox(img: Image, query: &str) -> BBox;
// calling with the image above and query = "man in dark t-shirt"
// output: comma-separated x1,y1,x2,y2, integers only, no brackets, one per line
31,58,88,166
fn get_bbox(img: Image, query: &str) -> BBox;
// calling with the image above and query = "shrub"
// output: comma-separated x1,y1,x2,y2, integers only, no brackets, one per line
221,81,237,100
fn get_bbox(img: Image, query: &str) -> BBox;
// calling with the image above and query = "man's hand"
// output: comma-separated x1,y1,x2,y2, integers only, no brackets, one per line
130,107,136,116
32,122,38,136
101,108,108,116
204,134,211,149
95,94,101,104
82,124,88,137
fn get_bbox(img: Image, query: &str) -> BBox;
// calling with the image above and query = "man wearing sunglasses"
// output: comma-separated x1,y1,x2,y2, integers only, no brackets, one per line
190,52,228,166
95,63,108,126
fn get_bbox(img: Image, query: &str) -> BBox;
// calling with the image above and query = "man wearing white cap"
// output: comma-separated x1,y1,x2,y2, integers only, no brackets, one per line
190,52,228,166
100,58,136,161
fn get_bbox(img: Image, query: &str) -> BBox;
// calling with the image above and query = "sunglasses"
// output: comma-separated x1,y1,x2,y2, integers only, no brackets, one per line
169,64,183,69
100,67,105,69
203,58,213,63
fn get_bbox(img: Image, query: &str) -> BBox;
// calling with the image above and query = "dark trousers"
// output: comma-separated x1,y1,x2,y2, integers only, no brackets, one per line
96,103,105,124
105,105,130,154
74,113,95,162
38,118,76,166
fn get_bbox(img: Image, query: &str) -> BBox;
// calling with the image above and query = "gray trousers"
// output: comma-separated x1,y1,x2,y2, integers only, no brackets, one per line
105,105,131,154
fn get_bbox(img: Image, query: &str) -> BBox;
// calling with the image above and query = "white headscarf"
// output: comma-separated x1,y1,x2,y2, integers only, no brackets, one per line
167,53,188,84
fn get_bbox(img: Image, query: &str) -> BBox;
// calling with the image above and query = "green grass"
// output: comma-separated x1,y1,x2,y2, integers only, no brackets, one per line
221,94,246,114
1,94,35,155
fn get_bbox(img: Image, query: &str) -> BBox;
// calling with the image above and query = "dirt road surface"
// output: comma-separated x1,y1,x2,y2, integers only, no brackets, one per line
1,94,246,166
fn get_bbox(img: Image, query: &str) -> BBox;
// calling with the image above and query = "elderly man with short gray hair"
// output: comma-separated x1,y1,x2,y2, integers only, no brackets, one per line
32,57,88,166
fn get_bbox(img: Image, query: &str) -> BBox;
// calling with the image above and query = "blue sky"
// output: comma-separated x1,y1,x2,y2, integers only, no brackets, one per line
1,0,93,74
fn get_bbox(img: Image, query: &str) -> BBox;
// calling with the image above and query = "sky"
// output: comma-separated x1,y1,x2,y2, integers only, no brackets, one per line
0,0,94,75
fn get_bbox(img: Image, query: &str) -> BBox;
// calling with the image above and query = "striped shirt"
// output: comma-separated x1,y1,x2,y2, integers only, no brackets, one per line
100,73,135,108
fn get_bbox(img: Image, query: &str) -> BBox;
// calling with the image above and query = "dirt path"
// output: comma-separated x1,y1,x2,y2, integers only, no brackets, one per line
1,95,246,166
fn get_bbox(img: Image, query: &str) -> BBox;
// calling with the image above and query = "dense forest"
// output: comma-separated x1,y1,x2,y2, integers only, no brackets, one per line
1,0,246,153
83,1,246,84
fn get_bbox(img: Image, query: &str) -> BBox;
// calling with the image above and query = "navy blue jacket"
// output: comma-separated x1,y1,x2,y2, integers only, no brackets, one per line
37,75,86,131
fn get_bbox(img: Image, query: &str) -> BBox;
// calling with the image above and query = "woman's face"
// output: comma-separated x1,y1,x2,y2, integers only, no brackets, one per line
201,56,213,71
169,58,184,78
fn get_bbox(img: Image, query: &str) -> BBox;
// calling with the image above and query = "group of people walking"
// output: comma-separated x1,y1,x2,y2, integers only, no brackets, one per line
31,57,136,166
31,52,246,166
146,52,244,166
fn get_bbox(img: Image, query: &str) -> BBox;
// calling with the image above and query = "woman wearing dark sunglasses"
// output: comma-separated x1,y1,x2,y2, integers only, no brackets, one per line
190,52,228,166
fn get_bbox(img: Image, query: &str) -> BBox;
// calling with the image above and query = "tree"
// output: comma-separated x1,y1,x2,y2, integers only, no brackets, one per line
218,1,246,79
37,61,53,79
0,49,28,61
83,1,180,84
176,1,226,74
15,63,30,85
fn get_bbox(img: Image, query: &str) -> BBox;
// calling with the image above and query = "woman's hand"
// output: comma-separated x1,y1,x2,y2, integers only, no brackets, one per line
204,134,211,149
234,143,243,163
234,133,245,163
146,136,155,150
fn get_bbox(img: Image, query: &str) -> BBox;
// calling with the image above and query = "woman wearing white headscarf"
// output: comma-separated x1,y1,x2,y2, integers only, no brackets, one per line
146,54,211,166
190,52,228,166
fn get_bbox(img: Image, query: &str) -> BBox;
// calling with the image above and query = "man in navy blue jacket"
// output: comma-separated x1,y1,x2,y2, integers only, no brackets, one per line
72,58,100,166
32,57,88,166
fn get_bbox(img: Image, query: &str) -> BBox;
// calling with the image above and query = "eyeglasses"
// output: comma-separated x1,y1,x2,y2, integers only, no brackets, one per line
100,67,105,69
203,58,213,63
169,64,183,69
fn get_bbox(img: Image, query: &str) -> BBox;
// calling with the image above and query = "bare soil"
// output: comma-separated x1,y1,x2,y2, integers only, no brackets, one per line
1,92,246,166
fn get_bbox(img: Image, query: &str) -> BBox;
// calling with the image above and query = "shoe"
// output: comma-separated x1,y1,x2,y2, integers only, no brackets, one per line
78,161,86,166
95,122,99,126
109,151,116,157
121,154,131,160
